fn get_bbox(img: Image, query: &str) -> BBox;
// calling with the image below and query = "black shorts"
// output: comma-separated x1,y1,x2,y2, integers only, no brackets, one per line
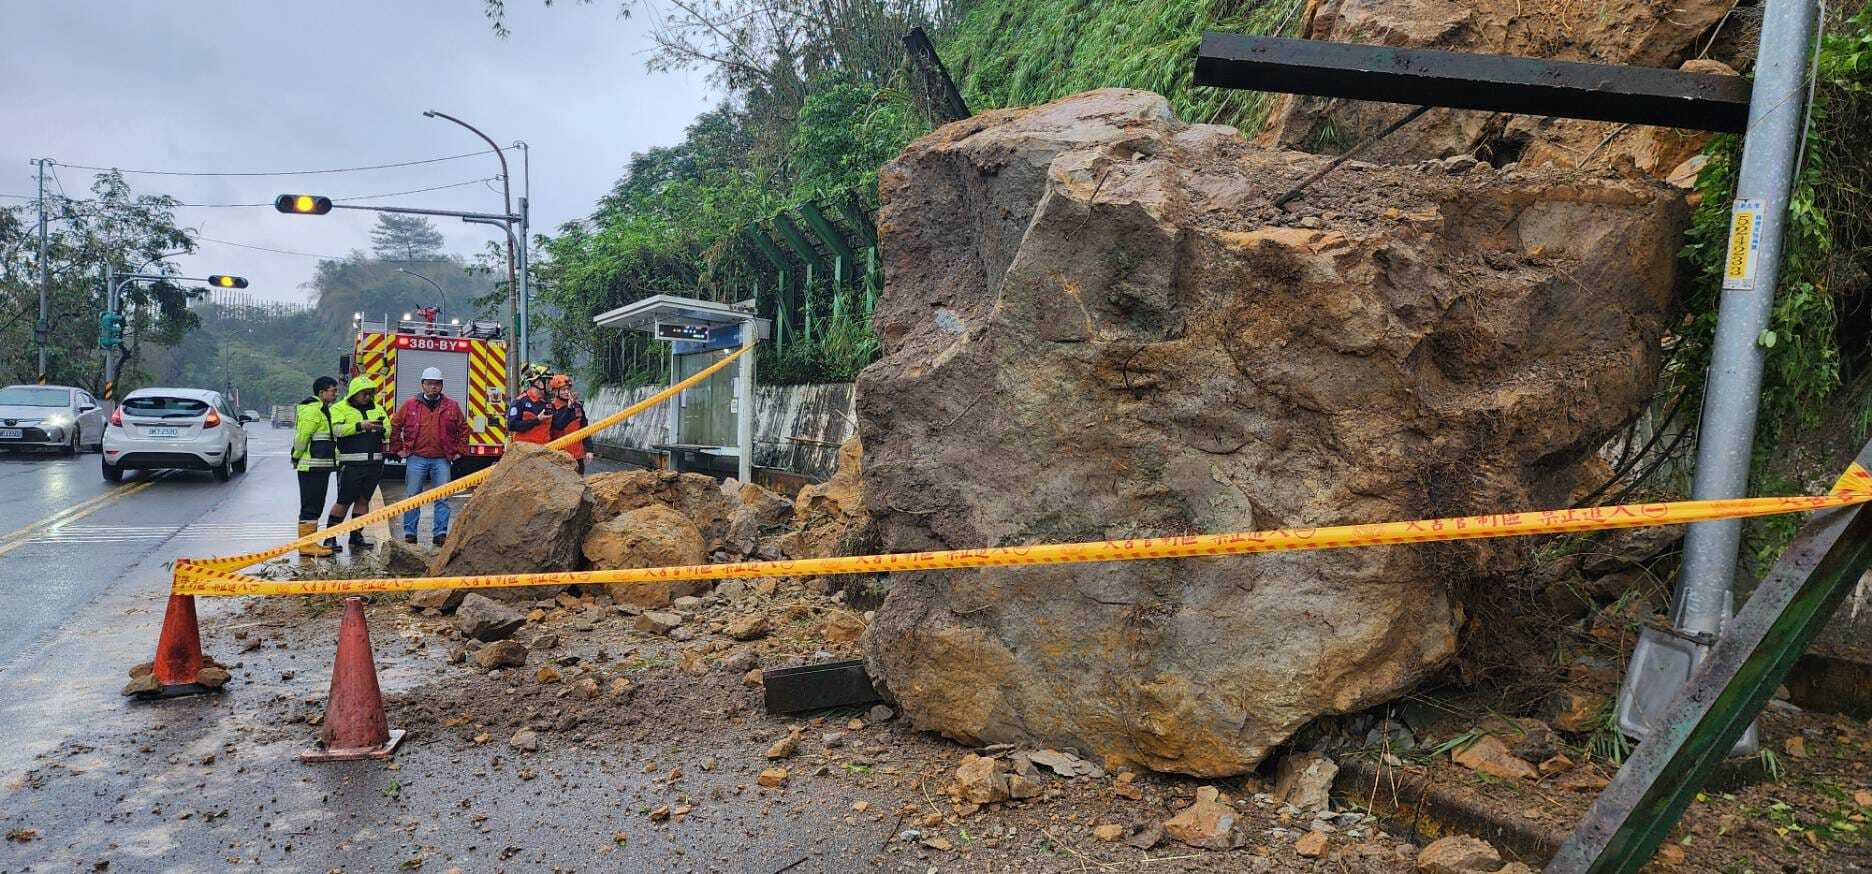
336,461,384,506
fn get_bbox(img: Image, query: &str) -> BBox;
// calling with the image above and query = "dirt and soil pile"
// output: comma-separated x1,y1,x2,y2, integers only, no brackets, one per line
1261,0,1745,176
857,88,1689,777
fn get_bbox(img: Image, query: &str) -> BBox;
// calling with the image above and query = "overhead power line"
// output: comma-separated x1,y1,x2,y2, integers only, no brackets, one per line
172,176,504,208
193,235,353,260
50,146,514,177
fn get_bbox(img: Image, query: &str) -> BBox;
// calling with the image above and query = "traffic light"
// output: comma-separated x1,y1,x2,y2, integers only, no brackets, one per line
99,312,124,349
207,274,248,288
274,194,332,215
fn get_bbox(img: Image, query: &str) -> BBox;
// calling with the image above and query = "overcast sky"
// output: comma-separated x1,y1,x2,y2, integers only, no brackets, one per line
1,0,717,303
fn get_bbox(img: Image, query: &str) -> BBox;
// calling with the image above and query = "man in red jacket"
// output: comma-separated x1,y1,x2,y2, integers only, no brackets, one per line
389,367,468,546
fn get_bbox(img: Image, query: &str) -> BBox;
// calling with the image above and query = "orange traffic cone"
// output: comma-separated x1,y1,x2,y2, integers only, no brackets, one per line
126,594,230,701
300,597,404,762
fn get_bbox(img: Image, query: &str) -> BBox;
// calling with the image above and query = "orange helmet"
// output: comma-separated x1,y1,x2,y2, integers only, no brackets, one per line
549,374,572,390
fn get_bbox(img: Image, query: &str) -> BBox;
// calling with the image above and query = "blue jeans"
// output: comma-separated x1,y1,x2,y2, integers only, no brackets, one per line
402,455,452,538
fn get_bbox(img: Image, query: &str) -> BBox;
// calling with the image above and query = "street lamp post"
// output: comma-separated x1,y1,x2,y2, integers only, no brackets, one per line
422,111,521,382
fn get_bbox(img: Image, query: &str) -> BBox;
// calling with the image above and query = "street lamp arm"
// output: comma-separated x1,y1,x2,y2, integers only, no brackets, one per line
398,268,448,318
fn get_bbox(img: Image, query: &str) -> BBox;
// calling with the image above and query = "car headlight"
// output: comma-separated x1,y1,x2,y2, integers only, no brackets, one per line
44,414,71,429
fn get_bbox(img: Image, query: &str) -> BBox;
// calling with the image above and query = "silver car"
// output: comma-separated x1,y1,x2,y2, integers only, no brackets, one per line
0,384,106,455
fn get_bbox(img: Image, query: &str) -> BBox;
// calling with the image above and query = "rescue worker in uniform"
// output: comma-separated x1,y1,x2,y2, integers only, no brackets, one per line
506,363,555,446
390,366,468,546
290,376,341,557
547,373,590,473
328,375,389,551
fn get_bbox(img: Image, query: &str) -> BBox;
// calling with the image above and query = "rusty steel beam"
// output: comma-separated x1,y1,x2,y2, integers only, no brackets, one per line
1195,33,1751,133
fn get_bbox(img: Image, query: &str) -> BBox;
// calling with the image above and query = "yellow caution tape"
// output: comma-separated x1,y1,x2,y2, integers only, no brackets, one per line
185,346,750,573
173,462,1872,598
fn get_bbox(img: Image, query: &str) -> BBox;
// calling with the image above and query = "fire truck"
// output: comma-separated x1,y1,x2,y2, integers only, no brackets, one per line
348,307,509,473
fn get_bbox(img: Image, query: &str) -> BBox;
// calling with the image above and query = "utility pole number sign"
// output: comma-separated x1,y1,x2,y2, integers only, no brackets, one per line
1722,199,1763,291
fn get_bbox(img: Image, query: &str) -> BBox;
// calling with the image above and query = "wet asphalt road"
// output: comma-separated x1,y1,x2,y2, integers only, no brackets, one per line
0,433,889,874
0,428,307,671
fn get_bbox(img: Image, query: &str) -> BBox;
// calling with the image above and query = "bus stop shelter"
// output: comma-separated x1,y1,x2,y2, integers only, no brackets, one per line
592,295,769,482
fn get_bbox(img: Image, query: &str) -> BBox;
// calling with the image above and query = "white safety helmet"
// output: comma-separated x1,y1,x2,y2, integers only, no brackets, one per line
420,367,444,381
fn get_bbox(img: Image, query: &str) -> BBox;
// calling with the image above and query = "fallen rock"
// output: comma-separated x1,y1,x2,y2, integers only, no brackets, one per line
787,436,867,559
1416,835,1503,874
408,587,464,613
473,639,528,670
726,614,771,641
1273,752,1337,813
454,593,525,642
633,611,682,635
121,674,160,696
1581,525,1685,575
952,753,1011,804
583,503,709,608
1026,748,1102,779
756,767,789,788
510,729,540,752
862,89,1684,776
1162,786,1244,850
379,539,432,579
1295,829,1330,858
536,665,561,684
586,469,738,549
818,612,865,644
1092,823,1125,842
430,443,592,601
196,666,231,688
1124,821,1165,850
766,729,802,760
1479,716,1559,763
1451,735,1538,781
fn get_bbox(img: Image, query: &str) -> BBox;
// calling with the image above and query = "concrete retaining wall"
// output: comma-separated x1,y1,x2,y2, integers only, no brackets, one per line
584,382,856,481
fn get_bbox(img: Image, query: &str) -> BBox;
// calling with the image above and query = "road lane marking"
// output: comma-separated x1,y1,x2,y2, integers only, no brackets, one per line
0,474,169,557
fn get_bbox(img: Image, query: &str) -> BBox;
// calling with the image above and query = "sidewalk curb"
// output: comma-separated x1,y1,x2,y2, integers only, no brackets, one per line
1335,757,1567,864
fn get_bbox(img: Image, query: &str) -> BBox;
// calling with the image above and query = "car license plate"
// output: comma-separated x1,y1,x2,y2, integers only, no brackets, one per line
145,427,180,438
0,428,19,440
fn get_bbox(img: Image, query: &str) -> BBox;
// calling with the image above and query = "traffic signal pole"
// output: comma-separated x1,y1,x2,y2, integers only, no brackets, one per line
103,263,117,404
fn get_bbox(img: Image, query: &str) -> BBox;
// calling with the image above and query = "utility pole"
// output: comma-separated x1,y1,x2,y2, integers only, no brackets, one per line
34,158,49,384
1614,0,1822,746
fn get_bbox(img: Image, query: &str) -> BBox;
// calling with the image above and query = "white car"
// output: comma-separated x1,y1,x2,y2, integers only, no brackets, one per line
0,384,106,455
103,388,254,482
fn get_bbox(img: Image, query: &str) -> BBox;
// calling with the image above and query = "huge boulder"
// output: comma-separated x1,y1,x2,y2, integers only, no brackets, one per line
1261,0,1738,175
429,442,593,601
859,90,1684,776
582,502,710,608
586,470,739,551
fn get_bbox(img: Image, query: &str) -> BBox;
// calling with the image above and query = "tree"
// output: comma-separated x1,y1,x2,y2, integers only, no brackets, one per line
370,214,446,262
0,170,202,389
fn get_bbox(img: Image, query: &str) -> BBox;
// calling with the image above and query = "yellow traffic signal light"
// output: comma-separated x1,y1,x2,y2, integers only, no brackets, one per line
274,194,333,215
208,275,249,289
